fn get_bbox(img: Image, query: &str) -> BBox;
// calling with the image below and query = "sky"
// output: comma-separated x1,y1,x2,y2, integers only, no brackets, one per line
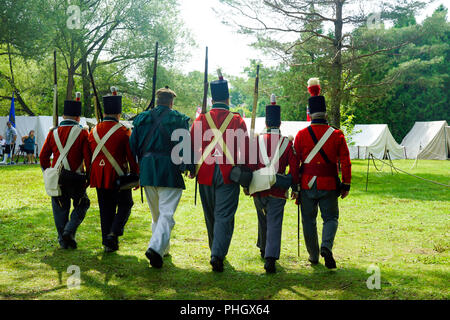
178,0,448,77
178,0,274,77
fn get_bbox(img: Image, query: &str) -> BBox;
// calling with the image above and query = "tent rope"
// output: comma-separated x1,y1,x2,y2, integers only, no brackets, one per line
368,153,450,188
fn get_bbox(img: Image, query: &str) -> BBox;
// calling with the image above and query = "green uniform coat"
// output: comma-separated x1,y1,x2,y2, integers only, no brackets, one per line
130,105,190,189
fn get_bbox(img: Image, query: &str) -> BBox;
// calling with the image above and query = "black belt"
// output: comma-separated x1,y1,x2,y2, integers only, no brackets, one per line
141,151,171,158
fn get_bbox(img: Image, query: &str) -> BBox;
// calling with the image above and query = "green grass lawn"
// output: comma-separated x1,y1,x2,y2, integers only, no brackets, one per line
0,160,449,300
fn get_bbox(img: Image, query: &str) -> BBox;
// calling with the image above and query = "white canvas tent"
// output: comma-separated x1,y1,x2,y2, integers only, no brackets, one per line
401,120,449,160
243,117,310,138
447,126,450,158
0,116,91,155
348,124,406,160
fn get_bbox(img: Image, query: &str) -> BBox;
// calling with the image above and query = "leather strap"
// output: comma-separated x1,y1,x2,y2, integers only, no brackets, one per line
139,108,171,159
53,126,82,171
304,126,335,188
302,163,338,177
92,123,125,176
259,134,289,170
196,112,234,174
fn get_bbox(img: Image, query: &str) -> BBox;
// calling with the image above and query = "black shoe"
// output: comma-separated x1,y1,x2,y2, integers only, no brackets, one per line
264,257,276,274
59,242,69,249
145,248,163,268
105,234,119,251
320,247,336,269
210,256,224,272
260,250,265,259
104,246,116,253
308,257,319,265
62,232,77,249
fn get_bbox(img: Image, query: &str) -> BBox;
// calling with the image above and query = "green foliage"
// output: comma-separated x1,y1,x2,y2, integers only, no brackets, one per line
347,7,450,141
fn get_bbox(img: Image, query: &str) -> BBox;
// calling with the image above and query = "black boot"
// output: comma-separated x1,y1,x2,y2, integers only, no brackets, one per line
320,247,336,269
264,257,276,274
210,256,224,272
145,248,163,268
104,233,119,252
62,232,77,249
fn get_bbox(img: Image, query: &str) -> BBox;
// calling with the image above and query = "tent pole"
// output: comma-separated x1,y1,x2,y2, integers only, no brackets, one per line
365,153,370,192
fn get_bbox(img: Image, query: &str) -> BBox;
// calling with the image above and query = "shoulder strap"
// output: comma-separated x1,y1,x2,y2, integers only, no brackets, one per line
196,111,234,174
259,135,289,168
205,111,235,164
53,126,82,170
304,126,334,164
92,123,125,176
91,122,123,164
138,108,171,158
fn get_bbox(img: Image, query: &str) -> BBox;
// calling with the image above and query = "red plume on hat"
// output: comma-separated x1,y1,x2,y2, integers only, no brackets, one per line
75,92,81,102
217,68,224,80
110,86,118,96
307,78,321,97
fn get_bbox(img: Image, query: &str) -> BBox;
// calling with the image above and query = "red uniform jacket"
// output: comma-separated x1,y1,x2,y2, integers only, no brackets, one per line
294,123,351,191
191,104,250,185
40,120,91,172
250,131,300,199
88,119,139,190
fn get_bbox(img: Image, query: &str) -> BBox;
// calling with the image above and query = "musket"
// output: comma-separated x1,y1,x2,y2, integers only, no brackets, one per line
144,41,159,111
87,62,103,123
195,46,209,206
52,50,58,128
250,65,260,137
298,203,300,257
201,47,209,113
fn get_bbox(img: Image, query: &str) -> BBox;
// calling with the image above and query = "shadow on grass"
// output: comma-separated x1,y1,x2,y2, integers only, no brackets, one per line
0,239,448,300
0,247,438,300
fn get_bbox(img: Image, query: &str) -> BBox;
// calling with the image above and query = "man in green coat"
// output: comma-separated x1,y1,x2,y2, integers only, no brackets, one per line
130,87,191,268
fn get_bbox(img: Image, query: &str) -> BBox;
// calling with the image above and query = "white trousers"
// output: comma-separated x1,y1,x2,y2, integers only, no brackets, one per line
144,186,182,257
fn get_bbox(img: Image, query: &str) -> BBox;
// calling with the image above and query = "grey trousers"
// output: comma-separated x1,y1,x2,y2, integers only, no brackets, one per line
51,187,90,246
199,165,240,260
300,183,339,261
254,195,286,260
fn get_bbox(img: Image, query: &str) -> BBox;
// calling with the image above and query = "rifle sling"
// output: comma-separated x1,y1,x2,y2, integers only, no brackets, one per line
139,108,171,159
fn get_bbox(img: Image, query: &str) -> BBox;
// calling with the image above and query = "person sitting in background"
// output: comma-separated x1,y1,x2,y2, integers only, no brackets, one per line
22,130,37,164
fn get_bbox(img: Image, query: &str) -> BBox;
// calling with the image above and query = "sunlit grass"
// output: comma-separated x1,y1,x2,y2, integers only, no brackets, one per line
0,160,449,300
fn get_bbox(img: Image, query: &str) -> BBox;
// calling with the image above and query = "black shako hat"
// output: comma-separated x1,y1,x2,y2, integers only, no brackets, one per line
210,69,229,102
266,94,281,127
63,92,82,116
103,86,122,114
308,96,326,114
307,77,326,114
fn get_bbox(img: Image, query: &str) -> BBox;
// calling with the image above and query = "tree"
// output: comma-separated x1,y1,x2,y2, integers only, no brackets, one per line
0,0,51,115
43,0,188,116
347,6,450,141
218,0,429,127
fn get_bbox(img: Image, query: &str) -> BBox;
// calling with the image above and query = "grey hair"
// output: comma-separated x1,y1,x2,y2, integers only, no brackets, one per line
310,112,327,120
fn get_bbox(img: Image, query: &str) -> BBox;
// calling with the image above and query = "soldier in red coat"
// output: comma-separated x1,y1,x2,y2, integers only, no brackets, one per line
190,74,251,272
40,95,91,249
88,87,139,252
247,95,300,273
293,78,351,269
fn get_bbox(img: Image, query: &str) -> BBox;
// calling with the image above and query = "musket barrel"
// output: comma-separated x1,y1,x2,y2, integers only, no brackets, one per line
145,41,159,111
250,65,260,136
53,50,58,128
201,46,208,114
